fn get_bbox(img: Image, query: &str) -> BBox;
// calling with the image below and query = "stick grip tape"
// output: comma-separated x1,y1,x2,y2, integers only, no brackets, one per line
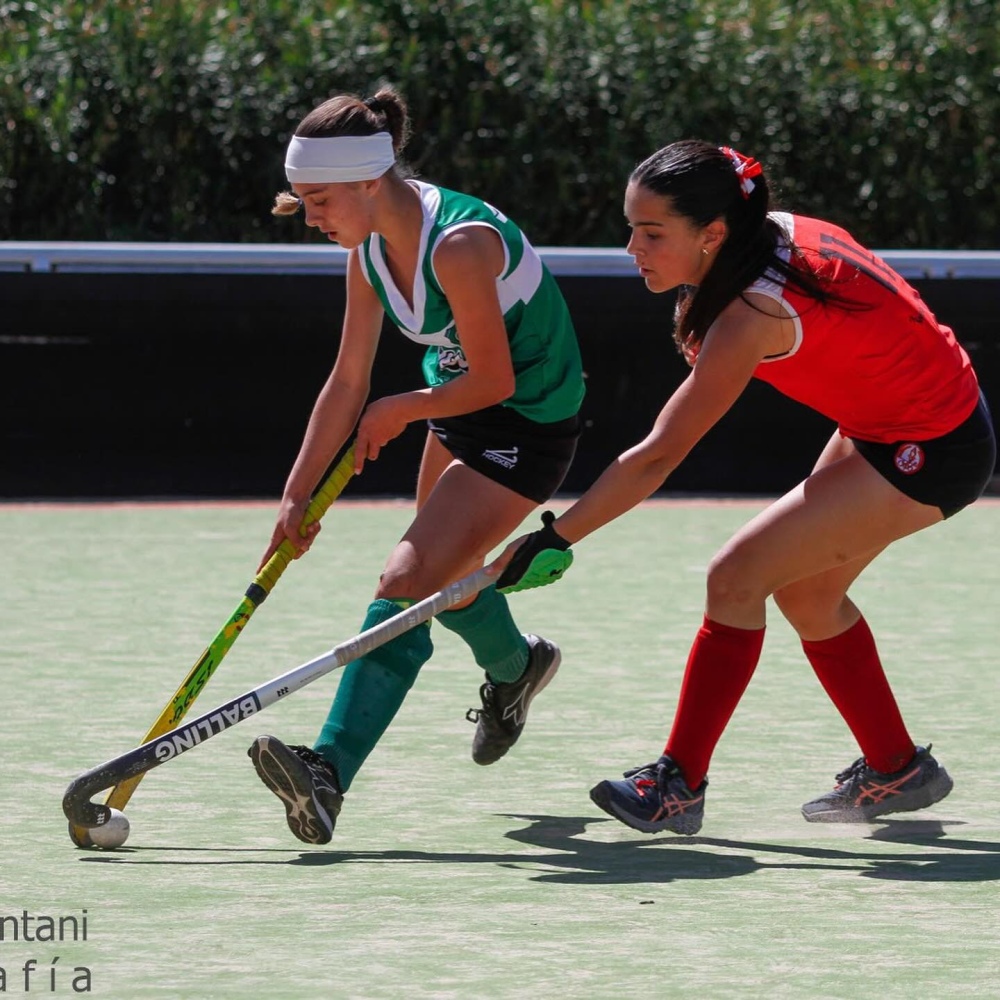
252,444,356,596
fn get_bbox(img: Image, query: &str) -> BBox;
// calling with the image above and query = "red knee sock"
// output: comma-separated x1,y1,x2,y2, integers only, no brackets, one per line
801,616,915,774
664,616,766,789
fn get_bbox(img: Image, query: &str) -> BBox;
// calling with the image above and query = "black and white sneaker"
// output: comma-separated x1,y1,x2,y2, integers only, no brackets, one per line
248,735,343,844
801,745,953,823
466,634,561,765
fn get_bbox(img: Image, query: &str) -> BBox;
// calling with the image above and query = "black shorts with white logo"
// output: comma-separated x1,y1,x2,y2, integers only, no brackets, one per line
851,391,996,518
428,404,582,503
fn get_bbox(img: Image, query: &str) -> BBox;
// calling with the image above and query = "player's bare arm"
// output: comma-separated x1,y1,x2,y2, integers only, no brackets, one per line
552,300,776,545
264,251,384,563
431,226,516,409
355,225,514,464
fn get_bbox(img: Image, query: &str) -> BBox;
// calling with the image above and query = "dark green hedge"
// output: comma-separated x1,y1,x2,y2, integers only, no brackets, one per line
2,0,997,247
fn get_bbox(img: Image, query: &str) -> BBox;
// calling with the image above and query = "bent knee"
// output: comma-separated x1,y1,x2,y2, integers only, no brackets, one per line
375,548,431,600
705,551,764,613
773,581,849,635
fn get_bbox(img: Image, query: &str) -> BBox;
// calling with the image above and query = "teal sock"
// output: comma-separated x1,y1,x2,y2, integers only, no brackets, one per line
436,585,528,682
313,599,433,791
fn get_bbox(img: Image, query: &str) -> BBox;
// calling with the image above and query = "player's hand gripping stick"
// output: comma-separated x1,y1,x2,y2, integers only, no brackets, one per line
496,510,573,594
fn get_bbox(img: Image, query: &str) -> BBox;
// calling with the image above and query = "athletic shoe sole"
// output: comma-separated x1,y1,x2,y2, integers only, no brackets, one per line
249,736,335,845
589,781,704,835
802,767,954,823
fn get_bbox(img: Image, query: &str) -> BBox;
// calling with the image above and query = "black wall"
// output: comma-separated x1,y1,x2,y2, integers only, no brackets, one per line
2,270,997,499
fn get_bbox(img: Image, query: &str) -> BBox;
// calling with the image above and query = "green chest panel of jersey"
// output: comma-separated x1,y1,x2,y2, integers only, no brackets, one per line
358,181,585,424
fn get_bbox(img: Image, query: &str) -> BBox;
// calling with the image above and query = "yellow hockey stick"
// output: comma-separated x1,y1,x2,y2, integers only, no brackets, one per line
64,569,492,837
69,445,356,846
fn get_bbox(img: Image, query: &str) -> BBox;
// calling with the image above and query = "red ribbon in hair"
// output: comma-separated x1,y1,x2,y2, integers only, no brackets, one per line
720,146,763,199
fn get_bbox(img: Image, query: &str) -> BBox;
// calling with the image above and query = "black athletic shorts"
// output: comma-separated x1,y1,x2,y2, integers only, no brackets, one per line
428,404,581,503
851,391,997,518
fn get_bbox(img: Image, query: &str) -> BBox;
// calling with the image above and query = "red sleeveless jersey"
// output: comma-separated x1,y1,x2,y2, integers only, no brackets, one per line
749,214,979,442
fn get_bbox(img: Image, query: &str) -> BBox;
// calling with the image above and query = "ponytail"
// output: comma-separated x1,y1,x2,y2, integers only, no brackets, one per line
631,140,849,355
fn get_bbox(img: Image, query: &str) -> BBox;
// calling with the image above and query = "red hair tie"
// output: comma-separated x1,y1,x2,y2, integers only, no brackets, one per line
720,146,763,199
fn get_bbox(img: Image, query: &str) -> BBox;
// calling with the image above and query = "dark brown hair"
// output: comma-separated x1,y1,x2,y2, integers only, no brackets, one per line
631,140,846,353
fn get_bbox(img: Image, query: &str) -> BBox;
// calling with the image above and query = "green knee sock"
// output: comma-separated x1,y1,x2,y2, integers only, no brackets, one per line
313,599,433,791
436,585,528,682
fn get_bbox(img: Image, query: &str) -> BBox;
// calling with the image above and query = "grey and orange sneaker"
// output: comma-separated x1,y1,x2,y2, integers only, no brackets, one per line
801,745,952,823
248,735,343,844
466,634,561,765
589,755,706,835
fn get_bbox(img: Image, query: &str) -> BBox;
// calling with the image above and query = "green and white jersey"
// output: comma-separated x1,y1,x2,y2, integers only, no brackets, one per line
356,181,584,423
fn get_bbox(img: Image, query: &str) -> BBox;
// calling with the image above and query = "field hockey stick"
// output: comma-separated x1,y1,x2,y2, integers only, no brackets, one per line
63,566,492,833
67,445,356,847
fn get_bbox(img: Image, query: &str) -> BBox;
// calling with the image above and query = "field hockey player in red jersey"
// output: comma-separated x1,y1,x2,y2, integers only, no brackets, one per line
246,87,585,844
493,139,996,835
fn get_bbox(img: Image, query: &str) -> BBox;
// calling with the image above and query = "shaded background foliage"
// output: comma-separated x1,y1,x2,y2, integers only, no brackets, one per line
1,0,997,247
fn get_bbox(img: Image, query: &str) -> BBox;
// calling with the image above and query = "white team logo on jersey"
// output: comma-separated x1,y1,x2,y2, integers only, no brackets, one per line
437,346,468,376
894,443,925,475
483,447,519,470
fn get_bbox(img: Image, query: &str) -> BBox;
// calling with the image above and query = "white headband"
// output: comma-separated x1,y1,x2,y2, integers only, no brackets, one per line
284,133,396,184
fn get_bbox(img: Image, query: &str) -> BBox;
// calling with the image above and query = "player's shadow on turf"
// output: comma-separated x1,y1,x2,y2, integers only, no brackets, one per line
859,819,1000,881
76,815,1000,884
497,814,1000,885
